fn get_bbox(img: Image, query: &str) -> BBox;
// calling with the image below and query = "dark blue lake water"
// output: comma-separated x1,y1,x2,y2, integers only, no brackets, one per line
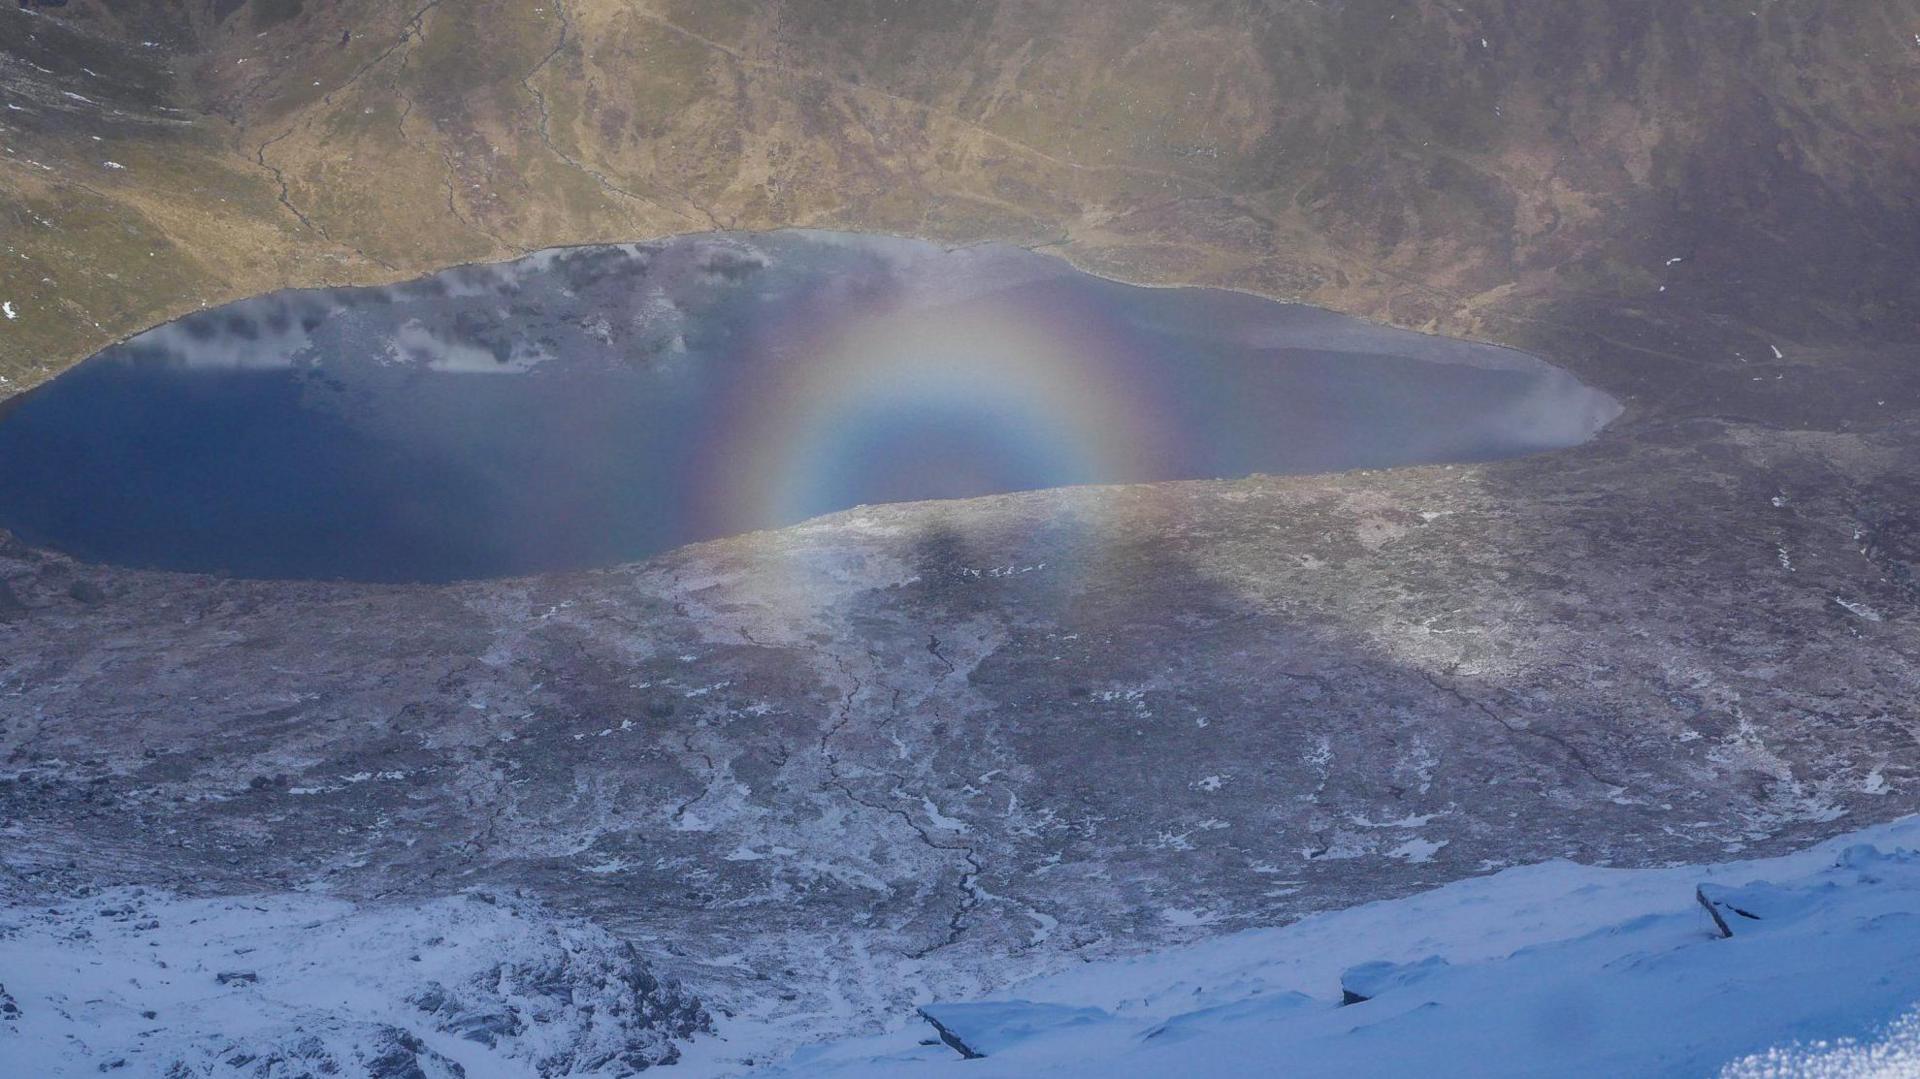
0,232,1618,582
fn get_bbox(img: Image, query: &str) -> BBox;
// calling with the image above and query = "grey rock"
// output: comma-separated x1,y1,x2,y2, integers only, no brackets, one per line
1696,884,1749,938
167,1024,466,1079
918,1007,984,1060
364,1027,464,1079
442,1008,523,1047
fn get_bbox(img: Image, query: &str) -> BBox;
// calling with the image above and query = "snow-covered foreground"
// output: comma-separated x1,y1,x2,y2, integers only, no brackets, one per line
771,816,1920,1078
7,819,1920,1077
0,890,708,1077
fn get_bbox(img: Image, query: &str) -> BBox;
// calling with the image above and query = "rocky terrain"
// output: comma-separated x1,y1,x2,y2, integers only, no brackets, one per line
4,394,1918,1068
3,0,1920,1074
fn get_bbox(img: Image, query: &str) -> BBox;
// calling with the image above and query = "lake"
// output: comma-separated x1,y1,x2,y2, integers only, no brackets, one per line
0,231,1620,582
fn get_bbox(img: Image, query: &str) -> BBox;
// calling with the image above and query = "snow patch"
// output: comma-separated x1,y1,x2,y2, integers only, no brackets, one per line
0,889,710,1076
1384,836,1447,863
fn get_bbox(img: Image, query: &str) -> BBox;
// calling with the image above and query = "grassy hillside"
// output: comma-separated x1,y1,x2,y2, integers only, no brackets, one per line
3,0,1918,402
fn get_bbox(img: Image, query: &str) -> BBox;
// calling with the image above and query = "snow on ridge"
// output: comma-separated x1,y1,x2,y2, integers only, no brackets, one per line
772,815,1920,1078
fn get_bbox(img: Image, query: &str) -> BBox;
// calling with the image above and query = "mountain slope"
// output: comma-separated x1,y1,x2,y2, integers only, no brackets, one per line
4,0,1919,403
